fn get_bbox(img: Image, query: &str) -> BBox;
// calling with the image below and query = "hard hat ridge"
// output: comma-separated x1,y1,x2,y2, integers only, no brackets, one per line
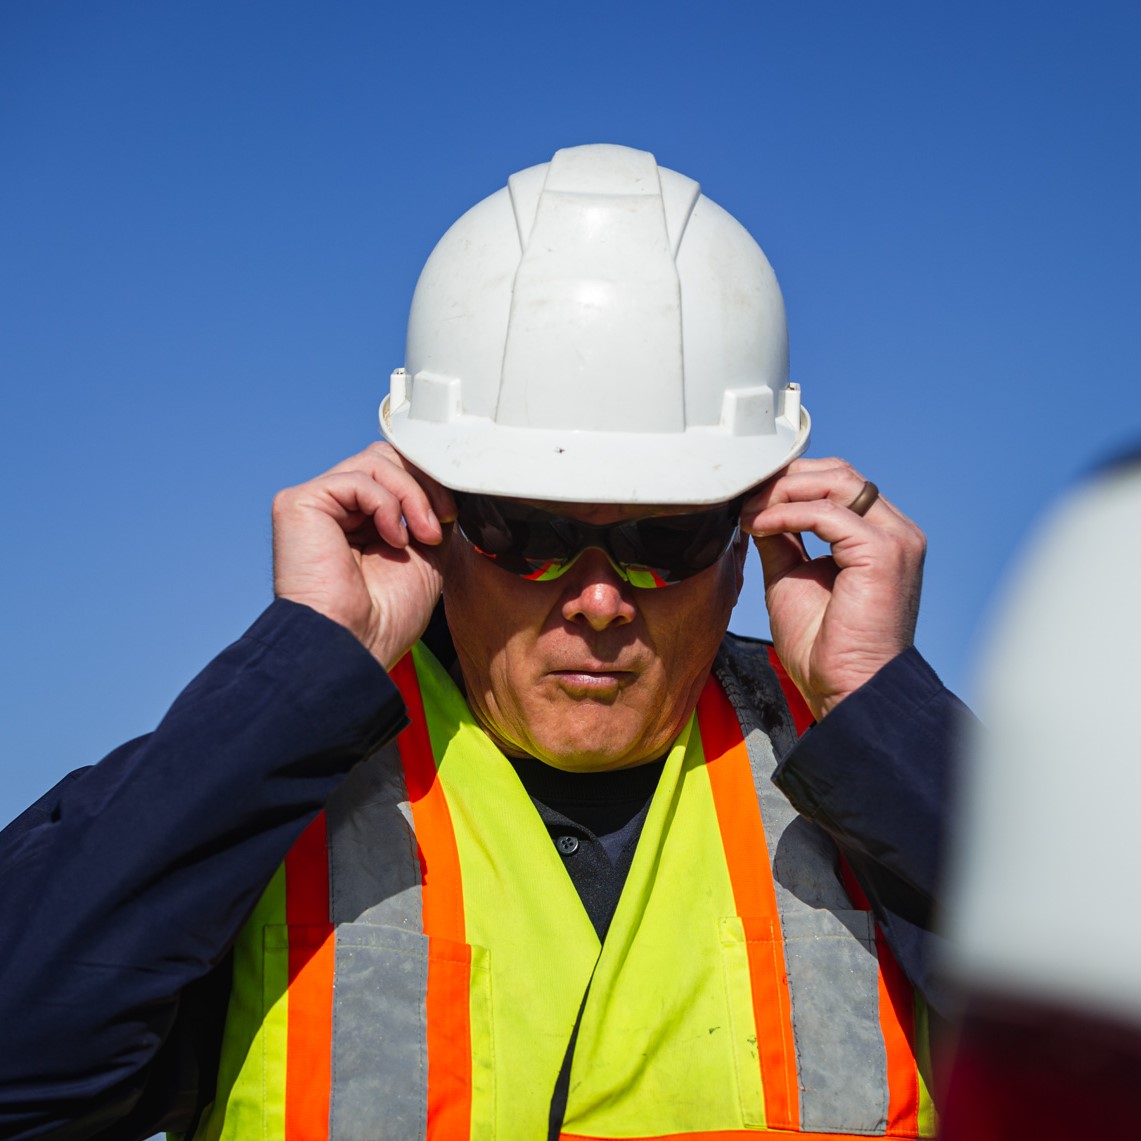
505,143,702,257
381,143,809,504
498,146,687,435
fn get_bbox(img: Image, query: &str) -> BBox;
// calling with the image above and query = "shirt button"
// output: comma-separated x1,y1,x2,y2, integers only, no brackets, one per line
556,835,580,856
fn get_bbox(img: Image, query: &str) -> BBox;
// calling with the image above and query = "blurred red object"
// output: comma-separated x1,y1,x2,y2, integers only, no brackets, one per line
941,997,1141,1137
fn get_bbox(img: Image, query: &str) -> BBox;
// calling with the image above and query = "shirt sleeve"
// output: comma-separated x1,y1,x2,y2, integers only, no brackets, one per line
0,599,407,1141
772,647,972,1020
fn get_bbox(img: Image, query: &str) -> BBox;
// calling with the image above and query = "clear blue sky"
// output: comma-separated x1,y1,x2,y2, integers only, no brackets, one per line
3,1,1140,823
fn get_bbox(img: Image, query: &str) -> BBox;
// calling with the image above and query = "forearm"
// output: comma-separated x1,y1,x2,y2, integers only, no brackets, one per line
0,599,406,1138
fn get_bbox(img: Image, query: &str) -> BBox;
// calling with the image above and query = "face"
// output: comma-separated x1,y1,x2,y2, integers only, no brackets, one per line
442,501,747,772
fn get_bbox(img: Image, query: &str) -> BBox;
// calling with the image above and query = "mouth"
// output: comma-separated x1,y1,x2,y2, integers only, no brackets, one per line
547,667,635,697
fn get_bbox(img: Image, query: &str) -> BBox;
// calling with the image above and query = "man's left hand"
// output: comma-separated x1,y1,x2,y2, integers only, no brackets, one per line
741,457,926,722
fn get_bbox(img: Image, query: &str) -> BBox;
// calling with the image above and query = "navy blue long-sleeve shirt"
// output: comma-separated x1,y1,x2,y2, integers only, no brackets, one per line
0,602,406,1139
0,600,965,1140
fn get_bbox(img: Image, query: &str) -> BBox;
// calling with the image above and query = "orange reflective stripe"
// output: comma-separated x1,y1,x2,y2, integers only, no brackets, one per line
699,678,799,1132
876,932,923,1135
764,647,814,736
284,813,334,1139
390,652,473,1141
391,653,465,939
840,864,922,1136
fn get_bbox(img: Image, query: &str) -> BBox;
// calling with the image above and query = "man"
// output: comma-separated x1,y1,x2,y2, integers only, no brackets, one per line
0,145,959,1139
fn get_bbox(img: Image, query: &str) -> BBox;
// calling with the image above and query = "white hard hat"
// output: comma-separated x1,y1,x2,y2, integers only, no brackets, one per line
380,143,810,504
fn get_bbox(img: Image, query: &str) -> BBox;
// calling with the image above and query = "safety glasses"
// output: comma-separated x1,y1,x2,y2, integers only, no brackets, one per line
452,492,743,589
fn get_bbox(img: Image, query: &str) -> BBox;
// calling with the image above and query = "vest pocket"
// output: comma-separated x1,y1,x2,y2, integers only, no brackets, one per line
720,915,794,1130
208,923,493,1141
329,923,494,1141
721,908,888,1134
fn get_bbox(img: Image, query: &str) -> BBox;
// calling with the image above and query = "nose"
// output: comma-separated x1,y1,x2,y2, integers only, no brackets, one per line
559,548,638,632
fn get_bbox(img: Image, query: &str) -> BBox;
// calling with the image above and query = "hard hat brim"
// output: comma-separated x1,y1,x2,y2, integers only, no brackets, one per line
380,396,810,505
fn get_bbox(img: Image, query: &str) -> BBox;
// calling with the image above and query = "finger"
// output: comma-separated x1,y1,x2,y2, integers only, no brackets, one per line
749,498,924,571
749,461,866,507
281,471,415,549
343,472,430,549
324,444,453,544
753,530,811,589
744,464,901,527
351,442,458,519
778,456,868,476
749,499,881,557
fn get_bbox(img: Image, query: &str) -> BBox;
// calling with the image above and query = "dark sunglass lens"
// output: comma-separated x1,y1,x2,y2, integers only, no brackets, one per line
456,495,511,554
457,495,577,564
613,507,738,578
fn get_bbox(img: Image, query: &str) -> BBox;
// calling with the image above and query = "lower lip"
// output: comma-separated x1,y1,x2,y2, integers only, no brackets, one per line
550,671,630,695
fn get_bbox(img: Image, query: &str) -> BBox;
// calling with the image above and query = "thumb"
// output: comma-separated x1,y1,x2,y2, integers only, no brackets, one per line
753,531,808,590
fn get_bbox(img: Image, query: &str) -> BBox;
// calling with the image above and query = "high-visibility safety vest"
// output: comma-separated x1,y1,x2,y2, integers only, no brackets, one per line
194,636,936,1140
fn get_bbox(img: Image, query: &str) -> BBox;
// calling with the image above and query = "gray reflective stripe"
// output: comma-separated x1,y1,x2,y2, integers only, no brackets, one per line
327,742,423,929
715,638,890,1134
780,910,884,1133
326,743,430,1139
330,924,429,1141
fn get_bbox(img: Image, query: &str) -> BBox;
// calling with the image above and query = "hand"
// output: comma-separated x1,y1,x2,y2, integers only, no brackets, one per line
742,458,926,721
271,443,456,669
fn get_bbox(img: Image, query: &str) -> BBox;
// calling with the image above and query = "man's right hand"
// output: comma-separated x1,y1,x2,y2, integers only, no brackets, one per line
272,443,456,669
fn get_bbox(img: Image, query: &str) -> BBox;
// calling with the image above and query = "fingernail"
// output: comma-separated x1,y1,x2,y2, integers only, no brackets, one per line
426,508,441,538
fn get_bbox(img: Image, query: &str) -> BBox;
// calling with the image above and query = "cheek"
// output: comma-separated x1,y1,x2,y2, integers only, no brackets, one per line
648,562,740,684
442,545,498,687
661,557,740,637
446,614,553,759
443,541,514,646
442,544,553,738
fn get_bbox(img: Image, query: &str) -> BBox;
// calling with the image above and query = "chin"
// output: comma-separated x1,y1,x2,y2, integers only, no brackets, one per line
529,727,665,772
536,750,646,773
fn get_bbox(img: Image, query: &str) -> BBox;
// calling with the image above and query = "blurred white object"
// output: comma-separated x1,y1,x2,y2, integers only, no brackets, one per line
940,452,1141,1138
947,454,1141,1018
